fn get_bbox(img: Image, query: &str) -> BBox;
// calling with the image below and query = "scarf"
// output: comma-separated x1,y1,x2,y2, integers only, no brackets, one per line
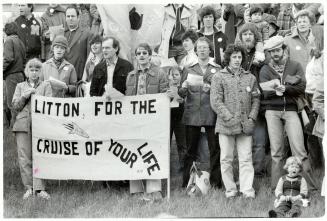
53,57,64,69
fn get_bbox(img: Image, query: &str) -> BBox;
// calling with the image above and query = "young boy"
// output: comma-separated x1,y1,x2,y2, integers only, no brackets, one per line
268,156,309,218
249,6,270,43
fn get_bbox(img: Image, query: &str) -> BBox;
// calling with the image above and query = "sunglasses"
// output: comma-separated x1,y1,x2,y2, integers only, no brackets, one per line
136,51,148,56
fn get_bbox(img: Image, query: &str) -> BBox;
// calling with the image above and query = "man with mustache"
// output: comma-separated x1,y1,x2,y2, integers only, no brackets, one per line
259,36,317,192
238,23,268,177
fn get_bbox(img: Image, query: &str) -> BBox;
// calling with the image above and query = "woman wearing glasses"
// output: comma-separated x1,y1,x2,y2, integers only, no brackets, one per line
125,43,169,202
178,37,222,189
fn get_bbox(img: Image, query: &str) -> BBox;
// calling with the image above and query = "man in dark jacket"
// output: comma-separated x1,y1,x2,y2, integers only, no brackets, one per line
90,36,133,97
259,36,317,192
15,3,41,60
64,4,92,81
3,22,26,127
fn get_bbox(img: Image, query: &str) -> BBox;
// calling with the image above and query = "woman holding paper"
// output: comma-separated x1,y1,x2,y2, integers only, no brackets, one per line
178,37,222,189
210,44,260,199
41,35,77,97
12,58,52,200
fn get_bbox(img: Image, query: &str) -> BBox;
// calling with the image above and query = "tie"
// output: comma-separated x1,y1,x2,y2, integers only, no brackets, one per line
137,70,147,95
175,7,182,33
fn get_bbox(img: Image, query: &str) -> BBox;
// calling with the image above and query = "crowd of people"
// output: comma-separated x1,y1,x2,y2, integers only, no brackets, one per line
2,3,325,217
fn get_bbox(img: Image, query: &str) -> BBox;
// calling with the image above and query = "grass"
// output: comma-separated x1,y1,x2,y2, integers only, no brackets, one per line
2,125,325,218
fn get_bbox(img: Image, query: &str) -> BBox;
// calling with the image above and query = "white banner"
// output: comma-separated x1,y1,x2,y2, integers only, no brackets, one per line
31,94,170,180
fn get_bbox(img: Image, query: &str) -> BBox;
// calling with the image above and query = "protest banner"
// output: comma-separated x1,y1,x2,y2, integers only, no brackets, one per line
31,94,170,181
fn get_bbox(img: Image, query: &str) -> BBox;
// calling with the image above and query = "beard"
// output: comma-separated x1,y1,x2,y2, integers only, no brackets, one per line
243,40,255,50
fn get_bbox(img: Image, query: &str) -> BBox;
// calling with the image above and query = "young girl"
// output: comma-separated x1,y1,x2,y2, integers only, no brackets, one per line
12,58,52,199
269,156,309,217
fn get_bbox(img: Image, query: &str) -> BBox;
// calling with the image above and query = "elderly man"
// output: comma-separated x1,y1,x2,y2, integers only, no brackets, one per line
238,22,269,177
64,4,92,81
259,36,317,191
90,36,133,97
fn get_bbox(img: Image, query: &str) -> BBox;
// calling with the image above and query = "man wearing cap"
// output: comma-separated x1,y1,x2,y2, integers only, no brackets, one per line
15,4,42,61
41,35,77,97
64,4,92,81
262,13,280,37
259,35,317,191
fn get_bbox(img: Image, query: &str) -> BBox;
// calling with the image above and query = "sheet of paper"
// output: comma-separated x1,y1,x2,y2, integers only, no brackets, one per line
48,76,67,89
186,73,203,86
104,84,124,99
49,25,65,41
259,80,280,91
169,86,180,108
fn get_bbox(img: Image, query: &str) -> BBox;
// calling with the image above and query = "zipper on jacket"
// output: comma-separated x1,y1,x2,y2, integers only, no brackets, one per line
284,96,286,112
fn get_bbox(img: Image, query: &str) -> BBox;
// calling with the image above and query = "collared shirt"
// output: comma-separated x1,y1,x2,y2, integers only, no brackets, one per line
67,27,78,43
106,56,118,86
136,64,151,95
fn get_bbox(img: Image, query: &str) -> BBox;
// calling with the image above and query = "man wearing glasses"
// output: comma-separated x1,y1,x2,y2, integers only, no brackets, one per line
125,43,169,202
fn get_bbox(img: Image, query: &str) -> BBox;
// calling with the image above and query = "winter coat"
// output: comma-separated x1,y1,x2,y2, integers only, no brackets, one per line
223,4,237,45
40,5,66,60
284,27,317,71
125,64,169,96
178,61,220,126
210,67,260,135
15,14,42,59
259,59,305,112
3,35,26,79
158,4,198,60
90,57,133,96
198,26,228,66
312,80,324,139
12,81,52,132
64,26,91,81
41,58,77,97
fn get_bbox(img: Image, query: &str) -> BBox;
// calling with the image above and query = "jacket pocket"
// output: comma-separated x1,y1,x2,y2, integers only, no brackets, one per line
242,119,255,135
222,116,240,127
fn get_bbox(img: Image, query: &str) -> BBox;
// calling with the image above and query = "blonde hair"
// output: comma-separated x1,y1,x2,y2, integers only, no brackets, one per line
283,156,302,171
24,58,42,78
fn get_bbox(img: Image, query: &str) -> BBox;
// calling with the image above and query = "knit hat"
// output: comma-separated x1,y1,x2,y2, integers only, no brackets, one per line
264,35,284,51
52,35,68,49
262,13,279,30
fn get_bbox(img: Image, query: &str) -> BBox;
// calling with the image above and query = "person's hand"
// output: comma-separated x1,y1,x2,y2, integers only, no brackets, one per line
23,88,36,99
176,97,184,103
182,80,189,88
272,79,281,88
291,195,302,202
276,85,285,93
279,195,288,202
202,83,211,92
166,88,175,98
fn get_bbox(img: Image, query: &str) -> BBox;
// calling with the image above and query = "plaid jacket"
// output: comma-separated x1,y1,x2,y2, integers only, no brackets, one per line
277,12,295,31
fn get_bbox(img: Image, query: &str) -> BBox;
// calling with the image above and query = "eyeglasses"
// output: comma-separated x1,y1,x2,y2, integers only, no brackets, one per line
197,46,209,50
136,51,148,56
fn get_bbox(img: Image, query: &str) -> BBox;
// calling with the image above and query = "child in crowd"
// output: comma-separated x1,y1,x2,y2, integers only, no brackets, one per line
249,6,270,43
12,58,52,200
269,156,309,218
